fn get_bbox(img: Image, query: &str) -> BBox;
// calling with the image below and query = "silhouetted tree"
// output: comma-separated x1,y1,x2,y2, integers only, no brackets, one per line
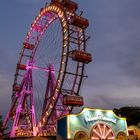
0,113,3,137
113,106,140,126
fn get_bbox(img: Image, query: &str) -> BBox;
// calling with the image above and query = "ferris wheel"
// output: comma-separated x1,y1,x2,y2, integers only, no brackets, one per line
3,0,92,137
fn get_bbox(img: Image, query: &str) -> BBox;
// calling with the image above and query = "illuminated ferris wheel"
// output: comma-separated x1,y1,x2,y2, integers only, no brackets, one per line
4,0,92,137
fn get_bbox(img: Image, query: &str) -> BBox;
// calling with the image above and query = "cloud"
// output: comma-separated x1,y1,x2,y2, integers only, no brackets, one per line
1,0,140,118
0,74,12,116
82,82,140,110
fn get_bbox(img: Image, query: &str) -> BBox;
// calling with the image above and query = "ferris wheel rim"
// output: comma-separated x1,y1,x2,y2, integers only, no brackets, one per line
12,2,87,134
13,5,69,98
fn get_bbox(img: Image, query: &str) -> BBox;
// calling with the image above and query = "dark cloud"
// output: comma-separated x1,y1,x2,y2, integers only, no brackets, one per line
0,74,11,116
1,0,140,117
81,0,140,106
82,82,140,109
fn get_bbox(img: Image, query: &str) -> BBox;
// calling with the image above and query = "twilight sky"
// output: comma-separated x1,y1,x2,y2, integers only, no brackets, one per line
0,0,140,117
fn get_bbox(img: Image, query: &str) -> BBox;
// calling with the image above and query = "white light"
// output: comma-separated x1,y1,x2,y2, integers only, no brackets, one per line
50,105,53,108
43,117,45,122
64,44,67,48
62,18,65,22
95,110,102,116
106,111,113,117
70,116,78,124
64,29,67,33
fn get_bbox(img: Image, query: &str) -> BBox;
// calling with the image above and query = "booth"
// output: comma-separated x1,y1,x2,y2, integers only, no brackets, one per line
57,108,128,140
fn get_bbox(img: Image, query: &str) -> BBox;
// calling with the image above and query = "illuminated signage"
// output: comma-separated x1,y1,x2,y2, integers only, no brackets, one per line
85,114,117,124
57,108,128,139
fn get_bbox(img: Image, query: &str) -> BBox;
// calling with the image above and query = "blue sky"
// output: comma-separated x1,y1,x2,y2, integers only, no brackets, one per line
0,0,140,117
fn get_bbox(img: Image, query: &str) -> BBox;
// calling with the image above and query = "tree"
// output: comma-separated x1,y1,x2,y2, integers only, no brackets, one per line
0,113,3,137
113,106,140,126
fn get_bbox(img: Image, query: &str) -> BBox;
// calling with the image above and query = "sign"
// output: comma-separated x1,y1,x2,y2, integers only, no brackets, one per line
85,114,117,124
57,108,128,139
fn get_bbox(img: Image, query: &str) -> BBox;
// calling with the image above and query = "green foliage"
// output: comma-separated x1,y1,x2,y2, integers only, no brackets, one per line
113,106,140,126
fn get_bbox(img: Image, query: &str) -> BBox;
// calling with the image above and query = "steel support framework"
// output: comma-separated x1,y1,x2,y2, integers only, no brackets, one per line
10,67,36,137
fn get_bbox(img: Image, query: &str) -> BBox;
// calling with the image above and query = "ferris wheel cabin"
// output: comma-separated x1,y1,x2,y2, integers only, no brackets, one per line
62,0,78,12
63,95,84,106
23,42,35,50
69,15,89,29
13,84,21,92
51,0,78,12
71,50,92,64
17,64,27,70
